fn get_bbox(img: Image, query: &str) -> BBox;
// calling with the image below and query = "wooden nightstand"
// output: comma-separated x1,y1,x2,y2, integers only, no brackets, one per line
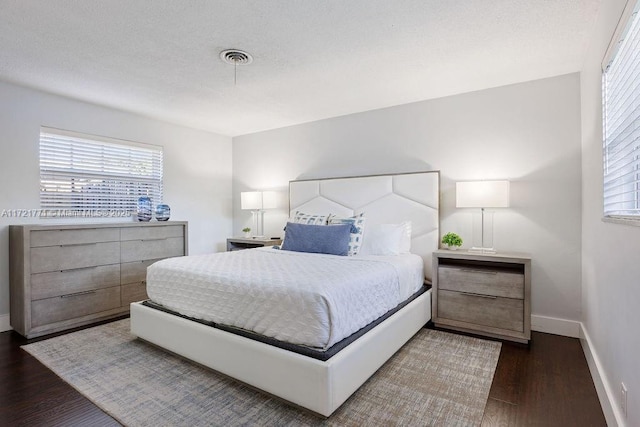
226,237,282,251
432,249,531,343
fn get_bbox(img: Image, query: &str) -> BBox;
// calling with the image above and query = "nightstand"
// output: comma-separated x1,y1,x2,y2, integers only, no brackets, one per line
226,237,282,251
432,249,531,343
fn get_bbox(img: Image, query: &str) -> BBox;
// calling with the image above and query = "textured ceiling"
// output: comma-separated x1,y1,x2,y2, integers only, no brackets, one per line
0,0,601,136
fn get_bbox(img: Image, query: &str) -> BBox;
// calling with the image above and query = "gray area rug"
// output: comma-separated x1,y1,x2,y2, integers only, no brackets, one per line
22,319,501,426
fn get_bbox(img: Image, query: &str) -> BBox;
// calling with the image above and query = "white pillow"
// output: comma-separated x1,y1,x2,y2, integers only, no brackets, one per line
360,221,412,256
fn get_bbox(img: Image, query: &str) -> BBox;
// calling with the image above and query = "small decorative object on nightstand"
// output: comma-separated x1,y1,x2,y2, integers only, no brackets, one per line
441,232,463,250
226,236,282,251
432,249,531,343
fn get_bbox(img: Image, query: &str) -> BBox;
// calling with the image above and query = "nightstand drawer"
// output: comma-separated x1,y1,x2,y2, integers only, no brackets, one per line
438,265,524,299
438,289,524,332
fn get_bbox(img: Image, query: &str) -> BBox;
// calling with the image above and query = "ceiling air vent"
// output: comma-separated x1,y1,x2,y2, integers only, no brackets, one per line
219,49,253,66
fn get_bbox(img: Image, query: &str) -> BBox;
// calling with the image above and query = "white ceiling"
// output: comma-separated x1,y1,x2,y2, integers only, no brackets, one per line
0,0,601,137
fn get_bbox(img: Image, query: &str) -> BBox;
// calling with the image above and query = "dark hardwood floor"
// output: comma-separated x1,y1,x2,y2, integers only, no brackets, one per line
480,332,607,427
0,322,606,426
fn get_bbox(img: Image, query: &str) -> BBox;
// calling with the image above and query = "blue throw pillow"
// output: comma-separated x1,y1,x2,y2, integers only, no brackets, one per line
281,222,351,256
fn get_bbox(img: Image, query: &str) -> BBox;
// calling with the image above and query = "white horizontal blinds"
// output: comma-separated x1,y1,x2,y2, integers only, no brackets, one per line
39,129,163,215
603,2,640,217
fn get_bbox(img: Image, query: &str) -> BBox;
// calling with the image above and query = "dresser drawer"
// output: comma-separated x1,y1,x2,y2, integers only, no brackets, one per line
30,241,121,274
121,225,184,241
121,259,162,284
121,281,149,305
121,237,184,263
30,228,120,247
31,286,121,327
31,264,121,300
438,289,524,332
438,265,524,299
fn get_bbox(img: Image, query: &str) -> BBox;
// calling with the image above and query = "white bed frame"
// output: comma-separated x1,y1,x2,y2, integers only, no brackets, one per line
130,171,440,417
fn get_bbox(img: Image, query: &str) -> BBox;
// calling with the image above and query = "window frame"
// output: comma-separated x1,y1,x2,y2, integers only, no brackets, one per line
39,127,164,219
602,0,640,224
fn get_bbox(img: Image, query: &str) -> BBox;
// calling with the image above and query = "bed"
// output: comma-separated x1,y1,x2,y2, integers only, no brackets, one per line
130,171,440,417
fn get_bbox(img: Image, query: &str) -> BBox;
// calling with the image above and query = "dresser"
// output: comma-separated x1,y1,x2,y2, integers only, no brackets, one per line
432,250,531,343
9,221,188,338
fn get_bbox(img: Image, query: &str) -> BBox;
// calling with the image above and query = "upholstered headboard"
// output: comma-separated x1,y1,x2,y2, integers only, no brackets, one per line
289,171,440,281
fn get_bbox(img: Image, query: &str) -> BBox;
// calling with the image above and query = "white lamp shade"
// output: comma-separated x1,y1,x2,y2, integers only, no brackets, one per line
456,180,510,208
241,191,263,210
262,191,278,209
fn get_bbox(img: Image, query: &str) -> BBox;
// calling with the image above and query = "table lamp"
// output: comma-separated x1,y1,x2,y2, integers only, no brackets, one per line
456,180,510,253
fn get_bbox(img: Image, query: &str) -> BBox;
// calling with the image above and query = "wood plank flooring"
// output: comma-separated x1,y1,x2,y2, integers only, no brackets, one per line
0,322,606,426
481,332,607,426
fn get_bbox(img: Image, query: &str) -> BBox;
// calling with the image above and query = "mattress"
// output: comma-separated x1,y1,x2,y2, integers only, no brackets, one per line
146,247,424,349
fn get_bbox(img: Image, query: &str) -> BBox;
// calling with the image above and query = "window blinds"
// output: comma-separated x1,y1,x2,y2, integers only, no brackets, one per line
39,129,163,217
603,3,640,217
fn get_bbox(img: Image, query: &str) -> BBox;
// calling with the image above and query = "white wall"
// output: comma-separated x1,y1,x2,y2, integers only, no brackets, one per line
580,1,640,425
233,74,583,329
0,80,233,322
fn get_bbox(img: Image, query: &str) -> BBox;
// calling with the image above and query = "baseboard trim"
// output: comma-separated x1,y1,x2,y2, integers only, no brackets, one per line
531,315,580,337
0,314,12,333
580,323,622,427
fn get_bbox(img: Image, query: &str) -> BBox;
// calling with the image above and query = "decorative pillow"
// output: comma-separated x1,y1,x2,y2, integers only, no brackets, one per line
328,213,366,256
292,211,330,225
281,211,331,248
281,222,351,256
359,221,412,256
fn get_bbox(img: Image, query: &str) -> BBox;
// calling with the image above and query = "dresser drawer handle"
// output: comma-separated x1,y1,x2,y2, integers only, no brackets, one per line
60,290,97,298
60,242,98,248
460,292,498,299
141,238,168,242
60,266,97,273
460,268,498,275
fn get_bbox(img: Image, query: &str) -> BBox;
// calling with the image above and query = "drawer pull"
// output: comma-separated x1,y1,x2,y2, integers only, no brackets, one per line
460,268,498,275
61,290,97,298
460,292,498,299
60,266,97,273
60,242,98,248
141,238,168,242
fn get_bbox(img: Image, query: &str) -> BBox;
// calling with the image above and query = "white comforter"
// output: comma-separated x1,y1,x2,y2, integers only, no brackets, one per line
146,247,423,349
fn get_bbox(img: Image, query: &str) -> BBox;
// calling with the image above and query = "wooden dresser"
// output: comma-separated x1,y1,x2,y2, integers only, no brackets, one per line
9,221,188,338
432,249,531,343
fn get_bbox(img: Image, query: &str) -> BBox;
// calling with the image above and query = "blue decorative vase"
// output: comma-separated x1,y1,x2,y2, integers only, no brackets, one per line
155,204,170,221
137,197,152,222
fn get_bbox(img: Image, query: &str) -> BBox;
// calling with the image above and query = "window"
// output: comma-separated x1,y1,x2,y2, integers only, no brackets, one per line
602,1,640,218
39,128,163,218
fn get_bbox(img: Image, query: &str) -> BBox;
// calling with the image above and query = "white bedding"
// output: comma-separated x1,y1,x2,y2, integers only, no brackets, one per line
146,247,424,349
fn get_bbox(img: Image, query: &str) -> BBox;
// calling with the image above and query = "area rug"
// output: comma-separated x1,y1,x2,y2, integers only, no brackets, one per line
22,319,501,426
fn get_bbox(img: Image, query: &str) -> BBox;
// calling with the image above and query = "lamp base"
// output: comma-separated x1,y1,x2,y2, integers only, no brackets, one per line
468,246,497,254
